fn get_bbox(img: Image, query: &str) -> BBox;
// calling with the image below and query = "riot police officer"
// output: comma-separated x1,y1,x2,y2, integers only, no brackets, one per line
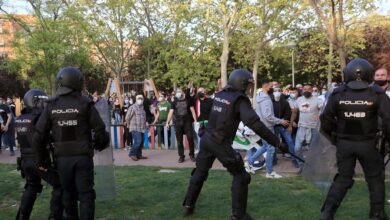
32,67,110,220
182,69,284,220
320,58,390,220
16,89,63,220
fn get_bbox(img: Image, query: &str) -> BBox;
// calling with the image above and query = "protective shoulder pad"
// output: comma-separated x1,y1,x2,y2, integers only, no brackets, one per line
332,85,347,94
369,84,385,94
80,95,94,104
46,96,58,103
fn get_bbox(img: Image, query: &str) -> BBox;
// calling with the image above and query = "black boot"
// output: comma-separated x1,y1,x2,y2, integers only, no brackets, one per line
320,203,338,220
183,205,194,217
230,213,253,220
370,206,389,220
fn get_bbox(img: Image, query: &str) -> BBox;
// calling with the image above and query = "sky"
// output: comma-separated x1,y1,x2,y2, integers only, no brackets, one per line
3,0,390,16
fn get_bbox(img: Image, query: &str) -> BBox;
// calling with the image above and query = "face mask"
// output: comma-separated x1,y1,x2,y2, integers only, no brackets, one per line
7,99,11,104
375,80,388,86
136,99,143,105
124,99,129,104
312,92,319,97
197,92,205,99
303,91,312,98
130,99,134,105
322,90,327,95
158,97,163,102
289,93,296,99
176,92,182,99
273,92,281,101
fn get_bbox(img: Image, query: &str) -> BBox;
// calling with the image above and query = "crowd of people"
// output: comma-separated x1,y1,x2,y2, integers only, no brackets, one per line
0,97,17,156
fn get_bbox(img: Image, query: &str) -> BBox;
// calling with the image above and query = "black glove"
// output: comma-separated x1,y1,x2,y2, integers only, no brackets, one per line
94,130,110,151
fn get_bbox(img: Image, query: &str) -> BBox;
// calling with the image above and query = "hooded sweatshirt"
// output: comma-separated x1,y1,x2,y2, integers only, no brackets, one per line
255,91,284,130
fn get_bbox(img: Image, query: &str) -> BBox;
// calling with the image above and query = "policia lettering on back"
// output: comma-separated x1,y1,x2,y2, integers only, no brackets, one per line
32,67,110,220
320,58,390,220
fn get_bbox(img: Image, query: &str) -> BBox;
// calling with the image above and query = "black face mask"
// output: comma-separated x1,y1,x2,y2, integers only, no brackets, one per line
375,80,388,86
197,92,205,99
268,88,274,95
303,91,312,98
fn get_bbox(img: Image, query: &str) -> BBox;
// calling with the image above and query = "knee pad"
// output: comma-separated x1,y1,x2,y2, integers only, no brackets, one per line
25,183,43,194
226,153,245,175
79,189,96,202
333,174,354,189
190,168,209,185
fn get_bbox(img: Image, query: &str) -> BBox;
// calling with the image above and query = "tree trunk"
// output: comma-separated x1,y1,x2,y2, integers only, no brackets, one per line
337,46,347,81
252,49,260,108
220,30,229,87
327,40,333,89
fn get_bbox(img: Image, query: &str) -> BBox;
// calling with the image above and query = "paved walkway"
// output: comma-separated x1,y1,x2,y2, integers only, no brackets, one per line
0,148,302,176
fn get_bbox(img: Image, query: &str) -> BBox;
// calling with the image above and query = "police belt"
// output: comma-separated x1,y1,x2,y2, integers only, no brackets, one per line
53,141,94,157
337,133,377,141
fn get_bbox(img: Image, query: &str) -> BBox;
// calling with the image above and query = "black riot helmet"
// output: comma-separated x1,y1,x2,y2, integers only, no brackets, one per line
343,58,374,90
228,69,254,92
23,89,48,110
56,67,84,95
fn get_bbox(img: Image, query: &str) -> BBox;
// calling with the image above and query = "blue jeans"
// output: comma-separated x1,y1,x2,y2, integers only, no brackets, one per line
248,140,275,174
274,126,294,155
114,112,122,124
294,127,317,166
2,117,15,152
129,131,144,157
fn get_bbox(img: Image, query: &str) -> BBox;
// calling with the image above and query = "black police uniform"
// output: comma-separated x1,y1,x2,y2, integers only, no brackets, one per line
16,108,63,220
182,74,280,219
33,67,109,220
320,84,390,218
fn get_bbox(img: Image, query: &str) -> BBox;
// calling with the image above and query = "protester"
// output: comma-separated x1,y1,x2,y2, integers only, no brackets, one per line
125,95,148,161
246,79,289,178
122,95,133,150
0,98,14,156
294,84,324,170
166,88,197,163
272,87,294,160
113,97,122,124
153,92,171,148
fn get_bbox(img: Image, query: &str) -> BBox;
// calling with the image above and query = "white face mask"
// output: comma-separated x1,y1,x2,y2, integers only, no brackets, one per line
312,92,319,97
176,92,182,99
289,93,296,99
136,99,143,105
273,92,281,101
158,97,163,102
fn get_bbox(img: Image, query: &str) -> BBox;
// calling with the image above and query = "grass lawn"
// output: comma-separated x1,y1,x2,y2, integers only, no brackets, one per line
0,164,389,220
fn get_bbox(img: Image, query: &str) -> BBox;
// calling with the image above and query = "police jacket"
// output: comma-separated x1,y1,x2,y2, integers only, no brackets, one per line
321,84,390,141
33,91,107,159
205,86,279,147
15,108,43,158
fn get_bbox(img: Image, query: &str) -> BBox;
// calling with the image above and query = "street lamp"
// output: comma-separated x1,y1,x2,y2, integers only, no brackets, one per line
286,41,297,87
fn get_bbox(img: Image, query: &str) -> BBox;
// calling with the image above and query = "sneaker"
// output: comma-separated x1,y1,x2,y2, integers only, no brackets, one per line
265,171,282,179
189,155,196,162
245,162,255,174
252,160,265,171
10,151,15,157
178,157,185,163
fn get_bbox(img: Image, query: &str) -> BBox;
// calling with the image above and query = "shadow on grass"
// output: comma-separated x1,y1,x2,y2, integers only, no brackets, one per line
0,164,388,219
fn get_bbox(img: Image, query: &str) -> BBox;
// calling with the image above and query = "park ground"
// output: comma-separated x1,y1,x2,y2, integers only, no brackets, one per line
0,149,390,219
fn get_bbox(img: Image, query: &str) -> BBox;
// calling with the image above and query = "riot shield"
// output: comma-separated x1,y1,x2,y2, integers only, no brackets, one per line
93,98,116,201
301,130,337,191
